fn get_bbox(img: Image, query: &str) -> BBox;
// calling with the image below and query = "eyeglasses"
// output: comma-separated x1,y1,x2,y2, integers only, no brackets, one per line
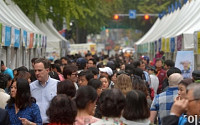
188,98,200,102
71,73,78,76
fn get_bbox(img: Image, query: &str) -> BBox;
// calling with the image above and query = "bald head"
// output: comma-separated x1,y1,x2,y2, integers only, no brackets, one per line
168,73,183,86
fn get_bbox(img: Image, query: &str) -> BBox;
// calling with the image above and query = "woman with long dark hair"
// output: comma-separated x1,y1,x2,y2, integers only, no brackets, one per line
46,94,77,125
6,78,42,125
121,90,150,125
74,86,99,125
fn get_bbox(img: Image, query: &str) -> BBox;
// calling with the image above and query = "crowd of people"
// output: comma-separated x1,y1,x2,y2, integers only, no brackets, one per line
0,51,200,125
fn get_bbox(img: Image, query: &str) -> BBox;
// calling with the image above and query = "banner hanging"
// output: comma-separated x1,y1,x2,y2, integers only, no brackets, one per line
177,35,182,51
29,33,34,48
197,32,200,54
5,26,11,46
0,23,2,44
14,29,20,48
23,30,27,47
170,38,175,52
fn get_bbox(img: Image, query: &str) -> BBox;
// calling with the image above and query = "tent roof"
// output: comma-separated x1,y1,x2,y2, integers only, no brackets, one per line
6,0,44,34
135,0,200,50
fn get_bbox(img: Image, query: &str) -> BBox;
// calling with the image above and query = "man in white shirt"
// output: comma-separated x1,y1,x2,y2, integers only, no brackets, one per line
30,58,59,124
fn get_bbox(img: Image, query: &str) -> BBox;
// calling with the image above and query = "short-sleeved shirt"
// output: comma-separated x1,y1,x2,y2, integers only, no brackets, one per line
5,103,42,125
3,68,14,79
150,87,178,125
30,77,58,123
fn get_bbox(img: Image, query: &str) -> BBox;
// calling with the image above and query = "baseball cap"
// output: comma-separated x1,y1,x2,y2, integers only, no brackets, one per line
99,67,113,76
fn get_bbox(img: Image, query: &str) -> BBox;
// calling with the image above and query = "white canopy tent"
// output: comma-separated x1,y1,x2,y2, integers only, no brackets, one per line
35,17,62,57
135,0,200,51
0,0,46,69
35,16,71,58
6,0,44,35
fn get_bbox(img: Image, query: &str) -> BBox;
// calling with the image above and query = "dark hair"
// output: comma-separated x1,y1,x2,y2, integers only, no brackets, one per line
85,53,92,57
123,90,150,120
54,59,62,65
164,60,175,68
133,60,144,68
7,78,35,109
155,58,163,63
0,73,7,89
1,60,4,66
57,80,76,98
63,65,78,79
31,58,38,64
125,64,135,76
88,67,99,75
35,58,50,69
49,71,60,80
16,71,31,81
88,79,102,90
46,94,77,124
78,70,94,82
76,58,87,70
192,70,200,81
17,66,29,72
75,86,97,109
52,64,62,73
88,58,96,65
132,77,149,97
107,61,116,70
133,68,145,80
99,89,125,117
167,67,181,77
61,57,70,62
179,78,193,87
99,75,110,84
97,62,104,69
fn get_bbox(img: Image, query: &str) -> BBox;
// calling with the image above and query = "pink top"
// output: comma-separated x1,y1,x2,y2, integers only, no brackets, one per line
75,116,99,125
58,74,65,81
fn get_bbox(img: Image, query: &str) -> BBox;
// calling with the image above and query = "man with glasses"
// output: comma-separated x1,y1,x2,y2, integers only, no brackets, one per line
163,83,200,125
63,64,79,90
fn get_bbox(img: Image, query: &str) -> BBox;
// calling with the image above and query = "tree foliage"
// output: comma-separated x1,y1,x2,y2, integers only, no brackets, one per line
10,0,175,42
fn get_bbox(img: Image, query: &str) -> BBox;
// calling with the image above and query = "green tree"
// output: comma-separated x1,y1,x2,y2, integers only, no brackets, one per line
10,0,175,43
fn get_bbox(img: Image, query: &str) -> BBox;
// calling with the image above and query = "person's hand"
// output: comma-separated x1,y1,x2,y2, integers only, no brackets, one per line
19,117,31,125
170,96,188,117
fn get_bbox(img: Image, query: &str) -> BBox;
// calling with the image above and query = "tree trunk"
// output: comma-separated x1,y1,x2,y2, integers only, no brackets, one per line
76,27,87,43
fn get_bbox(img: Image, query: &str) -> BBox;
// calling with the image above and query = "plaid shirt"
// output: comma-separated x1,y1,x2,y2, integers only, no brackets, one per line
150,87,178,125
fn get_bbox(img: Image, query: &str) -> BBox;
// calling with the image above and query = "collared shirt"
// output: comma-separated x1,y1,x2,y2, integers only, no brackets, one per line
150,87,178,125
91,117,125,125
5,103,42,125
30,77,59,124
0,88,10,109
75,116,99,125
120,117,150,125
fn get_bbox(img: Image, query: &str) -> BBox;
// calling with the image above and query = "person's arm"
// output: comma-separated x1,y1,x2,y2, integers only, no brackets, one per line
149,111,157,123
31,103,42,125
19,118,36,125
149,95,159,124
0,108,10,125
162,97,188,125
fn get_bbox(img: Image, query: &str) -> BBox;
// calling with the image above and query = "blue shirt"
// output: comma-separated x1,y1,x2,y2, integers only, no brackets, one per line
30,77,58,123
3,68,14,79
143,71,150,83
178,114,187,125
5,103,42,125
150,87,178,125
